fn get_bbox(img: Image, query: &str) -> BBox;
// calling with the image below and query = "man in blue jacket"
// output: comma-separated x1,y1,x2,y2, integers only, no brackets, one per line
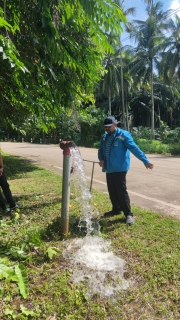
98,116,154,225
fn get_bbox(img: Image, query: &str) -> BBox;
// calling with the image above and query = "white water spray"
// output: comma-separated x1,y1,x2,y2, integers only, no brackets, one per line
70,146,101,236
64,236,130,298
63,145,130,297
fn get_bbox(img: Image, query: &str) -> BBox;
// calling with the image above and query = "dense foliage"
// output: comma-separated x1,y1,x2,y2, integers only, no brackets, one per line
1,0,180,141
96,1,180,134
0,0,125,131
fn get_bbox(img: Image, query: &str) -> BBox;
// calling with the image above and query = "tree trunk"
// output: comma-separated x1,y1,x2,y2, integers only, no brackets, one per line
120,39,126,129
125,84,129,131
4,0,6,19
169,109,172,128
150,58,155,139
158,103,160,127
108,86,111,115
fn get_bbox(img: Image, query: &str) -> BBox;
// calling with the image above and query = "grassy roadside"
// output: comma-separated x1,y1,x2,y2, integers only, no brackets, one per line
133,139,180,156
0,154,180,320
93,138,180,156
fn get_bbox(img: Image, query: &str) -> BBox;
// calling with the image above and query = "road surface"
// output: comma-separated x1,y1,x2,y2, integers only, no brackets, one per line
1,142,180,219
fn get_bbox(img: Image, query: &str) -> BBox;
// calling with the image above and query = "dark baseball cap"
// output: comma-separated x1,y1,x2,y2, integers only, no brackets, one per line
104,116,116,127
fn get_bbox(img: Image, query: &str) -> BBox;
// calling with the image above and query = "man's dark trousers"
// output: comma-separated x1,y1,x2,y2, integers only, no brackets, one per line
0,172,15,209
106,171,133,216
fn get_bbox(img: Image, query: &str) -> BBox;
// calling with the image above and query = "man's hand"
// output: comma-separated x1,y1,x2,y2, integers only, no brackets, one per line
99,160,105,167
145,163,154,169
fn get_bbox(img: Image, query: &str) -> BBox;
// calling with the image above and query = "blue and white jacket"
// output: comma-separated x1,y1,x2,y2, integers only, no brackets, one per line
98,127,150,173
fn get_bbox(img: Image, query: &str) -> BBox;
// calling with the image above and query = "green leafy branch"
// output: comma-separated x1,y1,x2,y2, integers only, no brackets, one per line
0,260,28,299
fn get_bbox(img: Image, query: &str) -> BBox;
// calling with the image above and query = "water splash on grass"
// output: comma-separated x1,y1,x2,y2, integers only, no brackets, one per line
63,236,130,298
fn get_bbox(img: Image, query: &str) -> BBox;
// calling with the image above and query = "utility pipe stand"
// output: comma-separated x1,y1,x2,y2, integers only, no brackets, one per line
60,140,73,238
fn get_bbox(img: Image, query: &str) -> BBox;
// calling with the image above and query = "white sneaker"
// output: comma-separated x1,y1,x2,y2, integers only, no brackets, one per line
126,215,134,225
6,204,19,213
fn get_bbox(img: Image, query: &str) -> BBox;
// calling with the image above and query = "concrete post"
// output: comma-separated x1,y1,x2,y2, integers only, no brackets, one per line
60,141,73,237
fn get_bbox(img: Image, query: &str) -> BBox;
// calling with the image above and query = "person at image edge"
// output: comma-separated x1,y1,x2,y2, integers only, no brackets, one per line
0,147,19,213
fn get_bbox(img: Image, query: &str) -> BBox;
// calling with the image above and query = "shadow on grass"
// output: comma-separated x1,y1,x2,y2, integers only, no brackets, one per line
0,241,12,258
0,216,84,265
42,214,127,242
11,193,47,201
3,155,42,180
99,215,127,233
0,196,62,216
41,215,87,242
19,198,62,212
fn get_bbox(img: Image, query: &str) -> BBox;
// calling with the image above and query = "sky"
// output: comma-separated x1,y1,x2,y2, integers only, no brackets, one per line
121,0,180,44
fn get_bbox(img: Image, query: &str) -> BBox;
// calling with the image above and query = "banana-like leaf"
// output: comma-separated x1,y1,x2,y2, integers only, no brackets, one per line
0,263,15,280
15,264,28,299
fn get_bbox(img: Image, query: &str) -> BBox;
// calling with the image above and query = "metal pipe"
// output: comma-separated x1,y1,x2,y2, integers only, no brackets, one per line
83,159,99,192
90,162,95,192
60,140,73,237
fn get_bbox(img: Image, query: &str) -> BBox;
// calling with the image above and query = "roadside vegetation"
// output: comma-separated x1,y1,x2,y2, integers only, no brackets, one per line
134,139,180,156
1,0,180,149
0,154,179,319
1,119,180,156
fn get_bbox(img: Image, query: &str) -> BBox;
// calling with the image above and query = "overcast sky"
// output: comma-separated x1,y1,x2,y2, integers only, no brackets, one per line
121,0,180,44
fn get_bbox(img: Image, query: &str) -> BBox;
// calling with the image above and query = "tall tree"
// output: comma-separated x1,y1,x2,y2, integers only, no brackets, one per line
129,1,171,139
113,0,136,129
159,15,180,82
97,39,122,116
120,47,135,130
0,0,126,130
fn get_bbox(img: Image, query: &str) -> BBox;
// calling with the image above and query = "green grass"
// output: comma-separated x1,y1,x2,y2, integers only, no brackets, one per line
0,154,180,319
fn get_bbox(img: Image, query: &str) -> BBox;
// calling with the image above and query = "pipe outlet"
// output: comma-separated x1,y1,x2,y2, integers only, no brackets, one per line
59,140,74,156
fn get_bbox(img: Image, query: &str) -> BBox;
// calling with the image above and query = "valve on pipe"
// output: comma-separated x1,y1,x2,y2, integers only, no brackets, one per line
59,140,75,237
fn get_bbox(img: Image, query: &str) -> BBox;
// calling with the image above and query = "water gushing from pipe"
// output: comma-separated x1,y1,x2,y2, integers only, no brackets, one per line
70,145,101,236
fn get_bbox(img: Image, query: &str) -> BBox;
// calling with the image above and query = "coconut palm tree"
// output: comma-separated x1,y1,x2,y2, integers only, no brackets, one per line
129,1,171,139
119,46,135,130
113,0,136,129
159,15,180,82
97,39,121,116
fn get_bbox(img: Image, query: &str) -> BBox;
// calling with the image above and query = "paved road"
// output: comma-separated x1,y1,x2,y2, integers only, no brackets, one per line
1,142,180,219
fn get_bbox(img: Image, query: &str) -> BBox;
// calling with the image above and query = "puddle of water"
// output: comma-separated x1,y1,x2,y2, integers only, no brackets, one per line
63,236,130,298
